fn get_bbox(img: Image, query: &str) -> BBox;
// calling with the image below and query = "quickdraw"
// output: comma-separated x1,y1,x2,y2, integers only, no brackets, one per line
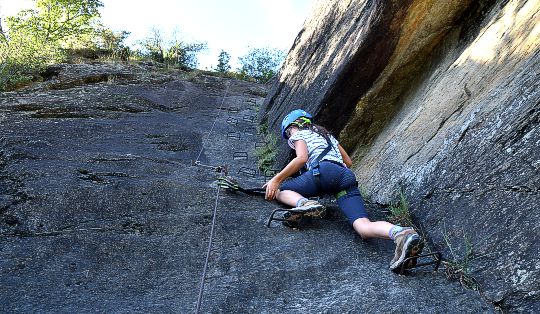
217,176,265,196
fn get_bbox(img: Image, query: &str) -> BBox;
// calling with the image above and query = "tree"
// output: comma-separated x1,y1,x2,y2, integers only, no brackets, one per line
95,27,131,60
5,0,103,42
215,50,231,73
138,28,165,63
97,28,130,51
0,0,103,90
0,18,7,43
238,47,285,83
167,41,207,69
138,29,207,69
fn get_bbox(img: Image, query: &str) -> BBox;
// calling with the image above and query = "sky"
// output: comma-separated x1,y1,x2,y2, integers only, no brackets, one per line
0,0,314,69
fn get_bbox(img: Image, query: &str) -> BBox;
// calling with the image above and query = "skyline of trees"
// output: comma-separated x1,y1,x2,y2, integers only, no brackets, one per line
0,0,286,90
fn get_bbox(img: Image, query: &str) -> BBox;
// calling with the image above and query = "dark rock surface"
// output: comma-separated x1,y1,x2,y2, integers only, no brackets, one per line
0,63,492,312
260,0,412,131
261,0,539,311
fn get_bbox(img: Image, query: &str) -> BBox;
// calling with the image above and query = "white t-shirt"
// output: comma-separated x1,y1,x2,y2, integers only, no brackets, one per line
288,129,344,170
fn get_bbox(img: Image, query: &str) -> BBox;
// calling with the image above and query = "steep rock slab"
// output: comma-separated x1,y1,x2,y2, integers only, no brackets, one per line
260,0,477,152
0,63,491,312
0,63,266,312
260,0,413,136
354,1,540,311
260,0,539,311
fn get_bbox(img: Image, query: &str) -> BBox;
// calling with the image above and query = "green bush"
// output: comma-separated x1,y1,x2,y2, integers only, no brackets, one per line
388,191,413,226
255,123,278,173
94,28,131,61
0,36,62,90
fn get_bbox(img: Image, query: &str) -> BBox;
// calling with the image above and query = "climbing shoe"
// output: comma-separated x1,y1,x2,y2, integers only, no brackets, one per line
389,228,424,272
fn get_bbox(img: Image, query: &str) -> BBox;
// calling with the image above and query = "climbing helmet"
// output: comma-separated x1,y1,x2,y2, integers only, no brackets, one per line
280,109,313,139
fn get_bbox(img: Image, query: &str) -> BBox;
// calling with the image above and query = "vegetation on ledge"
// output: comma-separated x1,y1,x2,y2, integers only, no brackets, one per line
0,0,285,92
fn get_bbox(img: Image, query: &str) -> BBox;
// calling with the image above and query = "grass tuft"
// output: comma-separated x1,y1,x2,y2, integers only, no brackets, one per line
388,191,413,226
441,224,482,291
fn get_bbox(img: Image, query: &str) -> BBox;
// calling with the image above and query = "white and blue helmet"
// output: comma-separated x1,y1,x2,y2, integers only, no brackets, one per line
280,109,313,139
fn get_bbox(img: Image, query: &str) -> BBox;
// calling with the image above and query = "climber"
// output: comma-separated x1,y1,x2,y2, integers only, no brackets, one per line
263,109,423,272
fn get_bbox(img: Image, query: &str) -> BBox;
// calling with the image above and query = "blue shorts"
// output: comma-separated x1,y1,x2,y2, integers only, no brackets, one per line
280,161,368,224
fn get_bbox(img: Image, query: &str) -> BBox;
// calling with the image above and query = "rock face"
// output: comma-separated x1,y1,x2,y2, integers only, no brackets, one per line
261,0,539,311
1,63,493,312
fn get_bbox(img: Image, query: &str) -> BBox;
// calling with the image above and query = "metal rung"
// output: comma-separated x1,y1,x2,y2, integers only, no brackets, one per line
226,117,238,126
266,208,322,228
399,252,443,275
233,152,248,160
243,115,255,122
267,208,292,227
238,166,257,177
227,132,241,140
228,106,240,113
255,141,266,149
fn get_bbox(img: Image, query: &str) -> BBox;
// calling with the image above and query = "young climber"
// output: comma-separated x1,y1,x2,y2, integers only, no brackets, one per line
263,109,423,271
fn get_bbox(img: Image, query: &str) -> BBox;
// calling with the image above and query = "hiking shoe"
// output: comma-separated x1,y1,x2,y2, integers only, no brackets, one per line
291,199,326,218
281,200,326,228
389,228,424,272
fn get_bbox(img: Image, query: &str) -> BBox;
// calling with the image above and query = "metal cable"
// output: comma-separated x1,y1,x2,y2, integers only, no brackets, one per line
195,173,223,314
194,81,232,313
194,82,231,163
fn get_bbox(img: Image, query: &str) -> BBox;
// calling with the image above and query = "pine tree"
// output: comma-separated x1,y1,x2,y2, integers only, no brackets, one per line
215,50,231,73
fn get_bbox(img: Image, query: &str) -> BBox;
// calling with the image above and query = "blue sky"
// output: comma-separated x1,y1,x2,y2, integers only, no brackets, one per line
0,0,314,69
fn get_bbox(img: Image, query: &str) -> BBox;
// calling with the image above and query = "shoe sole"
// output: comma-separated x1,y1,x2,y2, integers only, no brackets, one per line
405,239,424,268
282,205,325,228
390,234,423,272
282,212,301,228
282,219,300,228
290,204,326,218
